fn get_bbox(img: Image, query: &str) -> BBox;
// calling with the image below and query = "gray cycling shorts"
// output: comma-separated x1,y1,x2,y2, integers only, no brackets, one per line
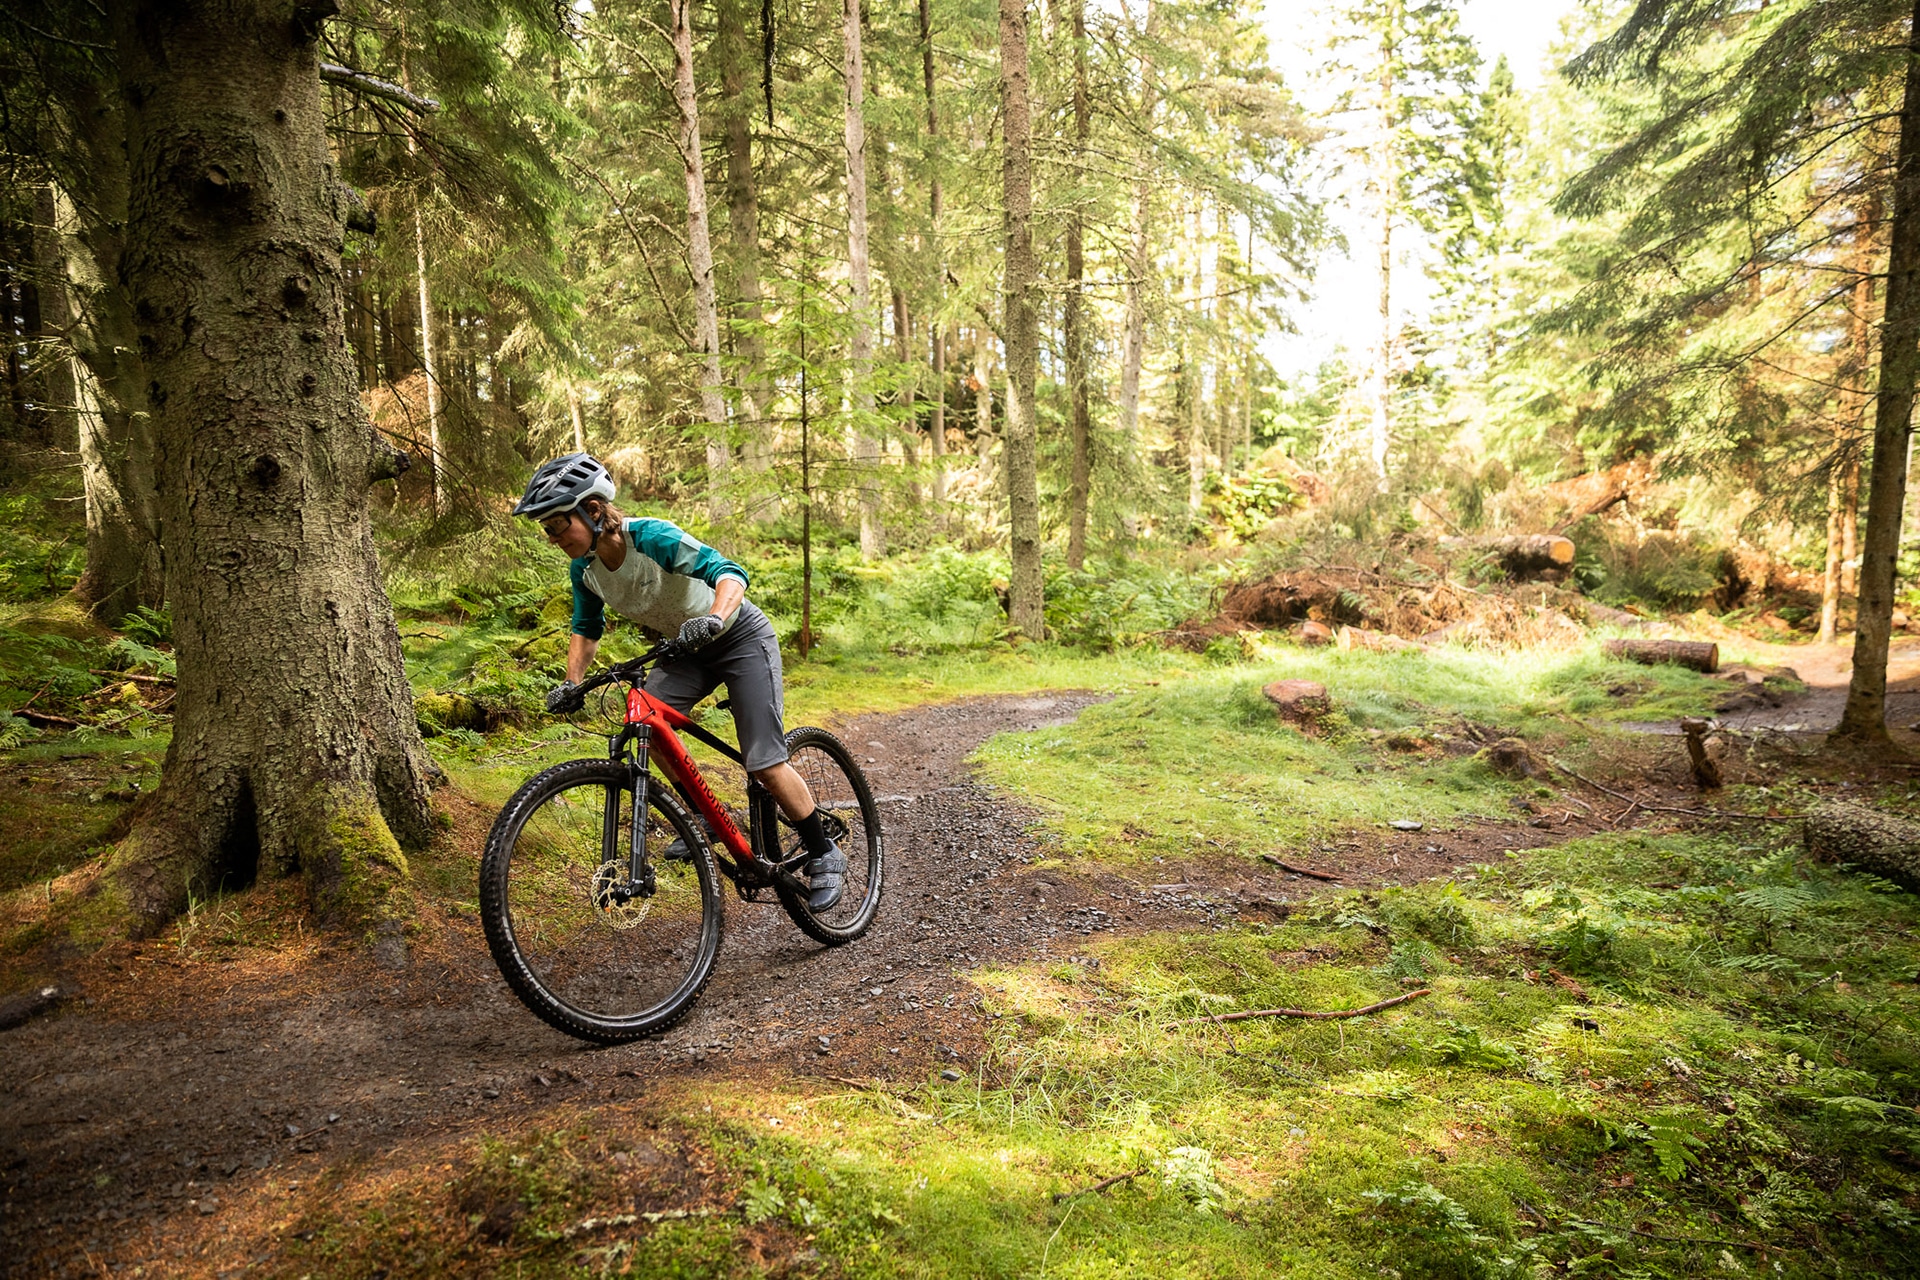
644,601,789,772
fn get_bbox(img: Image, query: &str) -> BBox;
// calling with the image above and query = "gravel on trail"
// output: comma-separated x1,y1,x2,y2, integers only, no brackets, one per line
0,691,1507,1276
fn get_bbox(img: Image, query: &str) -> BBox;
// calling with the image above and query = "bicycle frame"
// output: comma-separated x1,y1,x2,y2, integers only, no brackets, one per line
606,681,791,897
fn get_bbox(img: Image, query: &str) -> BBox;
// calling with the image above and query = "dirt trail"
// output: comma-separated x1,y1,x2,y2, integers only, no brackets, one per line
0,692,1522,1278
1632,634,1920,735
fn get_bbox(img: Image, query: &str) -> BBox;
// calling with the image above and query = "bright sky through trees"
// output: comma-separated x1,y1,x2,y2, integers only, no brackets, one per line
1264,0,1576,375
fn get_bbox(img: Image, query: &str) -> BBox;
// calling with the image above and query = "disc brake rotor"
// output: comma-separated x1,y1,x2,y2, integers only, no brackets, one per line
589,861,651,930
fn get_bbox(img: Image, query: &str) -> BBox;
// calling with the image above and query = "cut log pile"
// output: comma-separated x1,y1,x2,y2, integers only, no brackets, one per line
1166,526,1731,658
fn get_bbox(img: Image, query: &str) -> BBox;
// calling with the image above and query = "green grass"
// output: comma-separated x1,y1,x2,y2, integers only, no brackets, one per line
972,642,1722,865
274,819,1920,1276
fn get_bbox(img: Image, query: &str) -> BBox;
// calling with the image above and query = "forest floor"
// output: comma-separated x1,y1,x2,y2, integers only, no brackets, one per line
3,642,1919,1278
2,690,1535,1278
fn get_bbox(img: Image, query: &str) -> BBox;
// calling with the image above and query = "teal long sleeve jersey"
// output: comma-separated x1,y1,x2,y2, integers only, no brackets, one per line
569,518,749,641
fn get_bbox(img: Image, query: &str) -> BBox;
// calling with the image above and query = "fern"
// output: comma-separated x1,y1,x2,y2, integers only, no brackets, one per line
1636,1111,1710,1181
0,712,30,750
1733,884,1815,925
120,605,172,645
1429,1021,1526,1071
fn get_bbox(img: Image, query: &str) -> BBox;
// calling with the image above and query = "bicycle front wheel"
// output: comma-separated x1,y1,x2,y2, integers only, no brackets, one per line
774,726,884,945
480,758,722,1044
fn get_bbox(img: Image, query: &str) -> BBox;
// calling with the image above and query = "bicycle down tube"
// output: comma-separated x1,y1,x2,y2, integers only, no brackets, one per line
616,684,758,874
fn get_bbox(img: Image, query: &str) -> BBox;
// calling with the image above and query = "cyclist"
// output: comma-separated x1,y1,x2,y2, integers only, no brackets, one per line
515,452,846,910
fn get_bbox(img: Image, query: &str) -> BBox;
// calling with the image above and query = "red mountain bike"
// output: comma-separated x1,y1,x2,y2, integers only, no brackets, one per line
479,640,883,1044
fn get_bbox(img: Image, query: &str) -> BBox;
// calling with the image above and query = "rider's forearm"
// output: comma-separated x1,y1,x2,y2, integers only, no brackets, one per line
711,577,744,623
566,633,598,684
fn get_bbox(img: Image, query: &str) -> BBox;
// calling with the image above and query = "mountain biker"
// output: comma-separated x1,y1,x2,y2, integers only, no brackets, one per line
514,452,847,911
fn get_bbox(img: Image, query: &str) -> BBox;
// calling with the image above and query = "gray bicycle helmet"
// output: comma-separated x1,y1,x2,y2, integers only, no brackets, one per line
513,452,617,520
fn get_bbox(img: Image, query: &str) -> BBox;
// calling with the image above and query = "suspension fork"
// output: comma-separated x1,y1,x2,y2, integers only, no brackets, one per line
609,723,655,896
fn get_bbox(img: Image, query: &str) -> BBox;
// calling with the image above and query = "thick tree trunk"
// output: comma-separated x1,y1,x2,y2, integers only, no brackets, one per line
1837,0,1920,743
1117,1,1157,446
1064,0,1092,570
105,0,435,940
54,87,165,625
670,0,731,524
845,0,883,557
999,0,1043,637
718,0,771,514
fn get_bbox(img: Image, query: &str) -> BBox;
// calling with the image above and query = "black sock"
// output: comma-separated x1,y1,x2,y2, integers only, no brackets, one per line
794,809,832,856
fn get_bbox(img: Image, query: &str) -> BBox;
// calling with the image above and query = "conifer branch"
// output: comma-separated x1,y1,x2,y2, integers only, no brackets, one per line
320,64,440,115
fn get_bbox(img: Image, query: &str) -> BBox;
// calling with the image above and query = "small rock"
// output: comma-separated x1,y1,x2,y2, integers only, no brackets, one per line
939,1068,964,1082
195,1198,219,1215
1390,820,1423,832
535,1074,551,1088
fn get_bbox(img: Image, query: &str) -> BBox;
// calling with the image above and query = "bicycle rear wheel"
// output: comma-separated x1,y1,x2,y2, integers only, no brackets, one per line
773,726,883,945
480,758,722,1043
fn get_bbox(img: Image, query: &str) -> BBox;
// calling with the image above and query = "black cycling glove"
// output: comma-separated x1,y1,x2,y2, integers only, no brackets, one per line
545,680,585,714
676,613,726,650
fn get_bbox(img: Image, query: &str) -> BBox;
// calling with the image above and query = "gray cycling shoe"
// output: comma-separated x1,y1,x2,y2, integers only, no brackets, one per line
661,817,719,862
805,841,848,911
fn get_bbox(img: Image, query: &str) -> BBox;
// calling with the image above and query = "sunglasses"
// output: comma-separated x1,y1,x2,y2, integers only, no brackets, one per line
540,515,575,539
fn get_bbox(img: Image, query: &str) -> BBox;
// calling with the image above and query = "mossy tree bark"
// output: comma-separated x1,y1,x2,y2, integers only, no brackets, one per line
1837,0,1920,745
105,0,434,937
999,0,1044,638
35,59,165,624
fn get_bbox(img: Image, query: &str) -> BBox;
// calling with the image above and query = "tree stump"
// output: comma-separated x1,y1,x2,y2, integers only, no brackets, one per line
1805,802,1920,890
1299,620,1334,646
1679,718,1723,789
1604,638,1720,673
1264,680,1333,732
1479,737,1539,779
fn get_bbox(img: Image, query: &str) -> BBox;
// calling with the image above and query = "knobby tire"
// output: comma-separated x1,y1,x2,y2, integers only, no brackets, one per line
774,726,884,945
480,758,722,1044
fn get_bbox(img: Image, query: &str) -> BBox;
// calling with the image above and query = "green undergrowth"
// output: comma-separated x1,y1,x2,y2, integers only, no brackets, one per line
269,827,1919,1277
972,641,1723,865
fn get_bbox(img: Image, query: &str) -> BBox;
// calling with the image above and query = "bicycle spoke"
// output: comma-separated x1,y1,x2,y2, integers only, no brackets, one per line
484,762,721,1038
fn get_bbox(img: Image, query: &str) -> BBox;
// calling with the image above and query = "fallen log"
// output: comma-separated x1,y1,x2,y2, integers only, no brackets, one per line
1440,533,1575,581
1805,802,1920,891
1604,638,1719,673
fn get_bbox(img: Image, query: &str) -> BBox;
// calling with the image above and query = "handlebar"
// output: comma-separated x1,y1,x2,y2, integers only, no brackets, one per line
571,639,686,701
